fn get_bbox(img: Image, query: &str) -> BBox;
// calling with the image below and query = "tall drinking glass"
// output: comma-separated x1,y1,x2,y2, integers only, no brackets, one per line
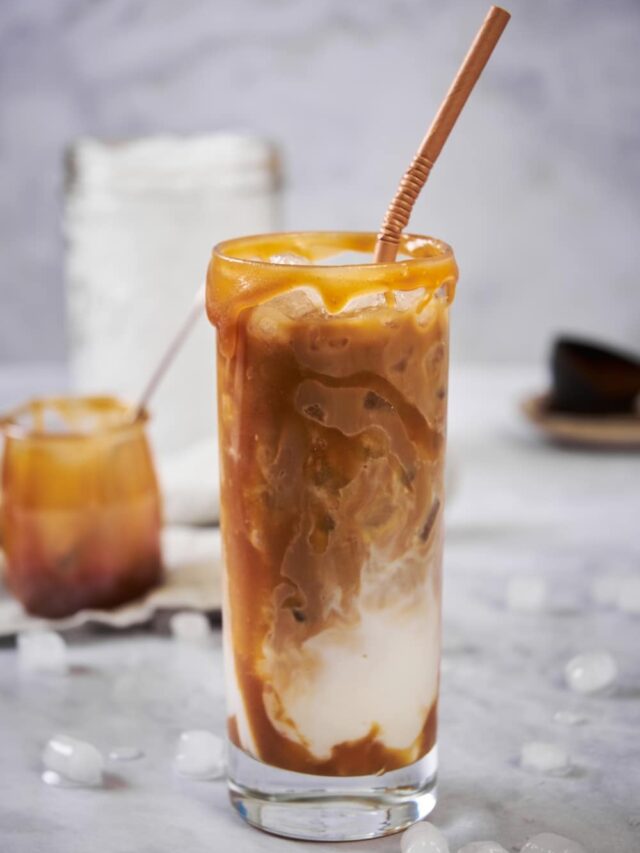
206,232,457,841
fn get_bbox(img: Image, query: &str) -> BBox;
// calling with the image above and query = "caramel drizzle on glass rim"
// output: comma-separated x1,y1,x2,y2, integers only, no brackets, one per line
207,231,458,354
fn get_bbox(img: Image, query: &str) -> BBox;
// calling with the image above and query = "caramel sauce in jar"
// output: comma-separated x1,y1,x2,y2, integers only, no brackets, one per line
1,396,163,618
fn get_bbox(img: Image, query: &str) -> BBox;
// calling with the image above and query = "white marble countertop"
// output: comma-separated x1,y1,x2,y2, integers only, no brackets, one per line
0,363,639,853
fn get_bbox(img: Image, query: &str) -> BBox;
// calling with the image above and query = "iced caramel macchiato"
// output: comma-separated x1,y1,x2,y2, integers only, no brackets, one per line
206,232,457,840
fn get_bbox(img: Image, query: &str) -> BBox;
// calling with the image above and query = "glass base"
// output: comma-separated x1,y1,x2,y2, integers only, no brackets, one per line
227,742,437,841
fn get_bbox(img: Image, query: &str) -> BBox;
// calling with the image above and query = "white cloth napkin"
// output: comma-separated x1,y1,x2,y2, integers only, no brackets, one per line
0,526,223,637
158,439,220,525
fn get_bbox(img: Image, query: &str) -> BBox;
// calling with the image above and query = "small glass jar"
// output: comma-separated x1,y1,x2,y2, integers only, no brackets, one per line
1,396,162,618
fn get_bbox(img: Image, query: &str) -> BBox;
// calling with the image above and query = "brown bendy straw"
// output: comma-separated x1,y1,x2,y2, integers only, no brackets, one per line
374,5,510,263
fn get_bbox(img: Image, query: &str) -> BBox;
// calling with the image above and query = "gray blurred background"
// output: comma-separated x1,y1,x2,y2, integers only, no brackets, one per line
1,0,638,366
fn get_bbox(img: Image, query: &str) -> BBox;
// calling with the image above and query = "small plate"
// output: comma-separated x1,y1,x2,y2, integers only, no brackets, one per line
522,393,640,449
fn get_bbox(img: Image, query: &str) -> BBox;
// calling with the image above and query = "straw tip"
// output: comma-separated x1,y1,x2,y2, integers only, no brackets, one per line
490,6,511,22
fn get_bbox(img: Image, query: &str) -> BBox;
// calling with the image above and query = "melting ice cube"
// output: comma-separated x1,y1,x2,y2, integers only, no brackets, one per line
343,292,387,312
506,576,547,612
169,612,211,645
18,631,68,674
401,821,450,853
458,844,509,853
564,651,618,694
520,832,586,853
394,288,429,311
247,305,291,343
520,741,571,776
269,289,320,319
42,734,104,786
173,730,226,780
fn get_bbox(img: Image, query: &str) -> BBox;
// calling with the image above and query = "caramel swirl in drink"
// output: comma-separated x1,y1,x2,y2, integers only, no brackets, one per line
207,232,457,776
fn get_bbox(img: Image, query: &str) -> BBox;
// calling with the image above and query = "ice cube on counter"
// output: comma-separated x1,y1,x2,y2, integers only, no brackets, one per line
108,746,144,762
506,576,547,612
520,741,571,775
18,631,68,674
401,821,449,853
173,730,226,780
458,843,508,853
169,611,211,645
564,651,618,694
520,832,586,853
616,578,640,614
42,734,104,786
553,709,587,726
